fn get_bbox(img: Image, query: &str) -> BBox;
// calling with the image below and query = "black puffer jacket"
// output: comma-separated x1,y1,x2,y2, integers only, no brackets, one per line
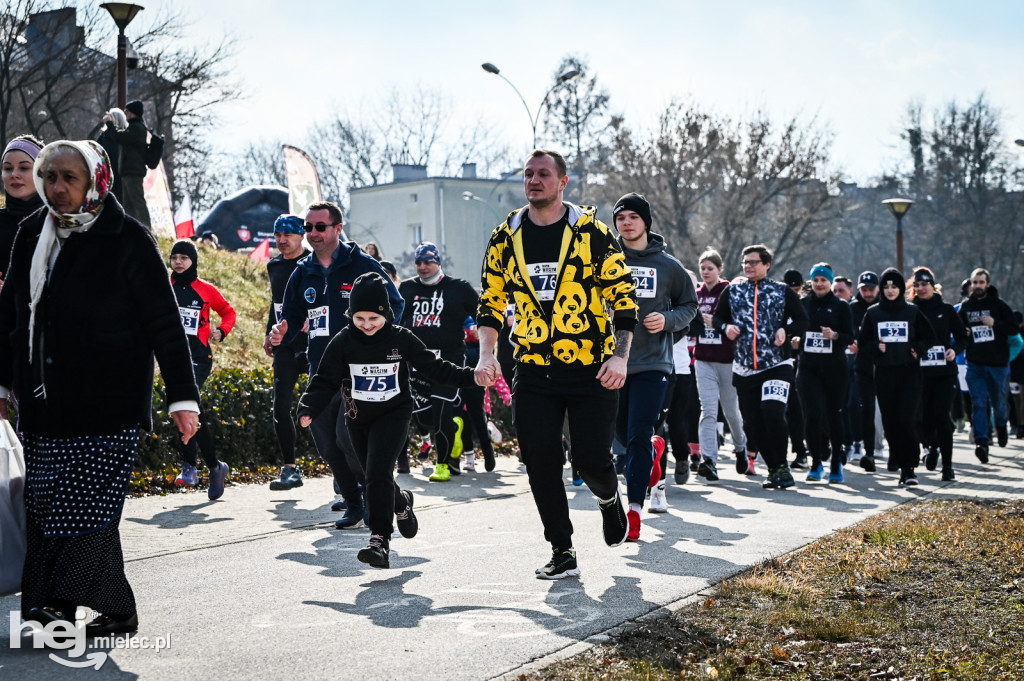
911,293,967,377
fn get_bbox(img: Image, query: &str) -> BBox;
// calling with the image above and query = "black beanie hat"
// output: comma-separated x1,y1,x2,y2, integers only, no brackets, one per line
783,269,804,287
612,192,652,231
878,267,906,298
348,272,394,322
125,100,144,117
170,239,198,283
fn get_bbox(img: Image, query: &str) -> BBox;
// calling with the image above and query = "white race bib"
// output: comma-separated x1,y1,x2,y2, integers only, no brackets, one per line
273,303,283,324
761,379,790,403
179,307,200,336
803,332,832,354
921,345,947,367
879,321,908,343
629,266,657,299
699,328,722,345
350,363,400,402
1011,382,1022,396
528,262,558,302
972,325,994,344
308,305,330,338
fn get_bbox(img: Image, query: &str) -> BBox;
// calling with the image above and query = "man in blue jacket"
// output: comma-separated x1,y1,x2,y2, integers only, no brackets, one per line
270,201,403,528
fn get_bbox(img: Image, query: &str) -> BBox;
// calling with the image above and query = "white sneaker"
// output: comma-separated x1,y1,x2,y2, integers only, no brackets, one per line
648,483,668,513
464,452,476,472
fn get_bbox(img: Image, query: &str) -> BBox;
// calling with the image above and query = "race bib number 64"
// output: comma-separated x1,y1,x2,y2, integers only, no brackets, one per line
761,379,790,403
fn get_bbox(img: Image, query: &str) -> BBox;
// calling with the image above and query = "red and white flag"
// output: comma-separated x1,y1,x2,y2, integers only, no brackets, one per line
249,237,271,262
174,193,195,239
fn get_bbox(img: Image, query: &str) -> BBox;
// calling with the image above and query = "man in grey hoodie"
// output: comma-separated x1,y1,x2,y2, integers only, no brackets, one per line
613,193,697,541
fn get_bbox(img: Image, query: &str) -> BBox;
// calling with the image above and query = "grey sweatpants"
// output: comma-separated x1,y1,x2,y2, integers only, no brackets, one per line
695,360,746,462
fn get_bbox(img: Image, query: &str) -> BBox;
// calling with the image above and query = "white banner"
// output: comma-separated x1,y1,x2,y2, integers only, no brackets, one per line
282,145,322,216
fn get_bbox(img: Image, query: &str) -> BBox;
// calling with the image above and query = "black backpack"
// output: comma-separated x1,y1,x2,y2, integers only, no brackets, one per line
145,131,164,169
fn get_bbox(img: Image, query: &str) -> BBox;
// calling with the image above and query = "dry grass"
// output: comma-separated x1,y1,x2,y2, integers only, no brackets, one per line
522,499,1024,680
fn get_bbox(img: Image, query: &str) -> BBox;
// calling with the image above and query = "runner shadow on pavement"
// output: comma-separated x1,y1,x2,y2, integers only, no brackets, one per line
277,532,429,579
124,501,231,529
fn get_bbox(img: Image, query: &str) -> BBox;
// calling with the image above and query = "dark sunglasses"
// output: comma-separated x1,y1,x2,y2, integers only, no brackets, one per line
303,222,338,233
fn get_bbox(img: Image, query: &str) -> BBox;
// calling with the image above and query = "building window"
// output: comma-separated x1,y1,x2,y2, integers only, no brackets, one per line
410,193,418,203
409,224,422,247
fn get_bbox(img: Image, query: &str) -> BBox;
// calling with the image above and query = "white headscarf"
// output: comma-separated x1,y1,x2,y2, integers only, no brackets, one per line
28,140,113,358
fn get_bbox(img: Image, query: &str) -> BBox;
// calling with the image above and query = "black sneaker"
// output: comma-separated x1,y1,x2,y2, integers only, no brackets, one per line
331,498,348,512
357,534,390,568
887,457,899,472
335,505,365,530
925,447,939,471
903,473,919,486
997,426,1008,448
598,491,628,547
859,455,876,472
269,465,303,491
735,451,748,475
975,441,990,464
674,462,690,485
697,456,719,481
535,548,580,580
790,455,808,470
689,453,700,472
396,490,418,539
484,448,496,472
941,467,955,481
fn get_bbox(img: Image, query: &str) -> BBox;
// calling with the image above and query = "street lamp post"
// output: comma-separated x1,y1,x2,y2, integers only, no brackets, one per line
481,62,580,149
100,3,144,109
462,191,503,223
882,197,915,275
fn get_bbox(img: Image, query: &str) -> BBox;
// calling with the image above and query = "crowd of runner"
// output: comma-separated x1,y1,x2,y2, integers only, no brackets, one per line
3,137,1019,637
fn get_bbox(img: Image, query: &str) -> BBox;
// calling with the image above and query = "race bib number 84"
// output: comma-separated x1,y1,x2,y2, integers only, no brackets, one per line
762,379,790,403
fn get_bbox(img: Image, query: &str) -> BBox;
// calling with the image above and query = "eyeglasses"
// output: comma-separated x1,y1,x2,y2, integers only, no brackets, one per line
741,260,763,267
303,222,338,233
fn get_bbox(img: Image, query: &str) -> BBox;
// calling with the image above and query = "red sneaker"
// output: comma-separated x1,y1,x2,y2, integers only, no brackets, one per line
626,509,641,542
745,454,757,476
649,436,665,487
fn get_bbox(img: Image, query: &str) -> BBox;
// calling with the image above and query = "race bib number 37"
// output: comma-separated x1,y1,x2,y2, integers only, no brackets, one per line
762,379,790,403
528,262,558,302
629,266,657,299
879,321,908,343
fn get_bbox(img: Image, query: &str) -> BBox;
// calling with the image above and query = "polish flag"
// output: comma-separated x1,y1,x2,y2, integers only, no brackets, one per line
174,193,195,239
249,237,271,262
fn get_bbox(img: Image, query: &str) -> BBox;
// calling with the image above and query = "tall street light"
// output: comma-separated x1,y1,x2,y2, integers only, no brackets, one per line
462,191,503,223
882,197,914,275
481,62,580,149
101,3,144,109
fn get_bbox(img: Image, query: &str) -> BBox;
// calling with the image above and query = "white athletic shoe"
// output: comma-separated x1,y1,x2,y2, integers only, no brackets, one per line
648,482,668,513
464,452,476,472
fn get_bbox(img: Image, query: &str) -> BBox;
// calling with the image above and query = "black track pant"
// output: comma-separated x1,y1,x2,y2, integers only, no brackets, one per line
856,371,878,457
272,349,307,465
874,363,922,474
919,373,956,469
735,364,795,472
798,359,848,472
347,408,412,536
178,361,218,470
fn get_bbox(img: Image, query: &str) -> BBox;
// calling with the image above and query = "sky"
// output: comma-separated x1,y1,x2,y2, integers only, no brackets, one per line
137,0,1024,185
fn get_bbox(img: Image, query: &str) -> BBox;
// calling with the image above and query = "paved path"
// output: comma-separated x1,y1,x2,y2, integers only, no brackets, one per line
2,435,1022,680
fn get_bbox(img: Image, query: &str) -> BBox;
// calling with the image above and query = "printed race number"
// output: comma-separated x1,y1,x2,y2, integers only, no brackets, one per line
350,363,400,402
878,321,908,343
972,325,994,344
308,306,329,338
699,328,722,345
629,266,657,299
179,307,200,336
803,332,832,354
761,379,790,403
920,345,947,367
528,262,558,302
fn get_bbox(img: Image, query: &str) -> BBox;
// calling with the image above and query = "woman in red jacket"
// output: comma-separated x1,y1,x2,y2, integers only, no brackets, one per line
169,239,237,499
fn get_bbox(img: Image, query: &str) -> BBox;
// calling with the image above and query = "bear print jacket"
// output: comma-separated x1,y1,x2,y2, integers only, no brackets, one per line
477,202,638,367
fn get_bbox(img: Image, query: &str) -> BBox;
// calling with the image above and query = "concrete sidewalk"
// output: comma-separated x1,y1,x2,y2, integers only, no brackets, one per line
2,434,1022,681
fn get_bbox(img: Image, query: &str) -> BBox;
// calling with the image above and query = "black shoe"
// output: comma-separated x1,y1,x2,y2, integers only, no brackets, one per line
735,451,748,475
903,472,919,486
448,462,462,476
975,441,990,464
484,448,496,472
790,455,808,470
697,456,719,481
357,534,390,568
887,457,899,472
535,548,580,580
859,455,876,473
689,453,700,472
335,505,365,529
598,491,628,547
941,467,955,482
1016,426,1024,440
331,498,348,512
997,426,1008,448
675,461,690,485
925,447,939,472
86,613,139,636
396,490,418,539
27,606,73,627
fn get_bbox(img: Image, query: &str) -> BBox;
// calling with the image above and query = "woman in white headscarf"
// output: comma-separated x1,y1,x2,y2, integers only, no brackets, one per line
0,140,200,636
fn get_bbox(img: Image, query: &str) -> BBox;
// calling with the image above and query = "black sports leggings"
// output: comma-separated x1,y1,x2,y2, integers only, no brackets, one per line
798,359,848,471
874,363,923,474
178,361,218,470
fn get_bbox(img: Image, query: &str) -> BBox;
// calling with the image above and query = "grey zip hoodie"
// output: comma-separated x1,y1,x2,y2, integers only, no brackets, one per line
618,232,698,375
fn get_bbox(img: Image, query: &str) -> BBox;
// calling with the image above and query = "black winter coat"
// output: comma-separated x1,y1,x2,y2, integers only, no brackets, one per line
911,293,967,377
0,195,199,436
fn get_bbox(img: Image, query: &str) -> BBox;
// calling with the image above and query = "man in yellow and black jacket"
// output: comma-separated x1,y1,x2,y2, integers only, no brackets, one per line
475,149,638,580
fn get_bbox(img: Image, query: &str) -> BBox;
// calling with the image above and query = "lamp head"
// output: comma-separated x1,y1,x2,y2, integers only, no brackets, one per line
882,197,914,217
481,63,500,75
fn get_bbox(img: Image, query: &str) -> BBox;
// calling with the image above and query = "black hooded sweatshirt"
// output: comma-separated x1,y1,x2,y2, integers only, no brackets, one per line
958,284,1017,367
859,268,935,368
797,289,854,369
911,292,967,377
